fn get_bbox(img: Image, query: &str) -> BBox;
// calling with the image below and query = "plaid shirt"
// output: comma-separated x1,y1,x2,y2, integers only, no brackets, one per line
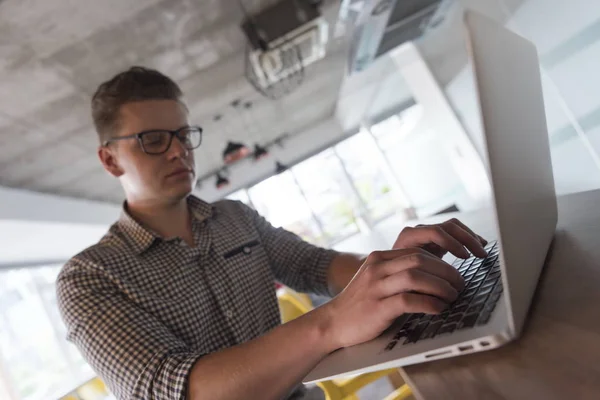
56,196,339,399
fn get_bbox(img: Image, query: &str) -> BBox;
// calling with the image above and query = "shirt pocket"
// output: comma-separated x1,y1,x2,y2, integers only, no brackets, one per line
223,239,261,259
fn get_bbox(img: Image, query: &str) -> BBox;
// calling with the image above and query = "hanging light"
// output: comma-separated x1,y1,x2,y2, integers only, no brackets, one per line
275,161,288,174
222,141,250,164
253,144,269,161
215,172,230,189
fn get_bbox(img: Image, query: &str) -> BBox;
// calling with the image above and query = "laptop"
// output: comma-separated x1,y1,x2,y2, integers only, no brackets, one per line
304,9,558,383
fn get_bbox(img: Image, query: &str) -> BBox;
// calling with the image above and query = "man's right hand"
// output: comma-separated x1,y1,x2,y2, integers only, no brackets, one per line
320,248,464,351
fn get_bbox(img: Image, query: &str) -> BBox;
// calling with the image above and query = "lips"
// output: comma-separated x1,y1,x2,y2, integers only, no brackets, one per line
167,168,193,178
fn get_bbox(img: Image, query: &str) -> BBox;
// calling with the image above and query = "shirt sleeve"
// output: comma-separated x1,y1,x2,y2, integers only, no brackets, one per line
56,257,203,400
237,202,340,297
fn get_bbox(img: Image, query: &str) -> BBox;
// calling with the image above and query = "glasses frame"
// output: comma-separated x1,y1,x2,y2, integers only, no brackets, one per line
103,125,203,155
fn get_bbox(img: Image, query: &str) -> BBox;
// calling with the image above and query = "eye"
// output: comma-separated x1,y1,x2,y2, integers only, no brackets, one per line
142,131,169,146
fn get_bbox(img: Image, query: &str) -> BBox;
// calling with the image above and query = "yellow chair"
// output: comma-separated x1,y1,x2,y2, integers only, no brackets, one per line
59,395,80,400
277,288,413,400
76,377,110,400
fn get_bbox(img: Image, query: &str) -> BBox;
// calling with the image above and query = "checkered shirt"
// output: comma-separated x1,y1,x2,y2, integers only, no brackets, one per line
56,196,339,399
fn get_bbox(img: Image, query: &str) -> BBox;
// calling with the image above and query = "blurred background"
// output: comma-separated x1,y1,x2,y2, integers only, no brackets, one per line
1,0,600,398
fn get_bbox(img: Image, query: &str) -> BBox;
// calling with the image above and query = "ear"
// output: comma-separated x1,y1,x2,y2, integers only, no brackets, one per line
98,145,125,178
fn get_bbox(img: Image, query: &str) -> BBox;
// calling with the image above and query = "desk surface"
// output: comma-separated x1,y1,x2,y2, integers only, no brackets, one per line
400,190,600,400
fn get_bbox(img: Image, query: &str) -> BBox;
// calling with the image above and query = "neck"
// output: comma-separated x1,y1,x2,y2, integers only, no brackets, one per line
126,196,192,242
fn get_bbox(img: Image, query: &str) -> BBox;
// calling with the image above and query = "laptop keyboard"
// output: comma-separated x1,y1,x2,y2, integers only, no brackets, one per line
384,241,503,352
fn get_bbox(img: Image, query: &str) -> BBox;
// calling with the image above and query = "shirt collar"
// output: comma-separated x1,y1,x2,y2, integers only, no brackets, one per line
118,195,215,255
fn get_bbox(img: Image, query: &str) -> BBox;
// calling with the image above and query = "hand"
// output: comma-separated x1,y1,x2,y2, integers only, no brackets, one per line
321,248,464,350
393,218,488,259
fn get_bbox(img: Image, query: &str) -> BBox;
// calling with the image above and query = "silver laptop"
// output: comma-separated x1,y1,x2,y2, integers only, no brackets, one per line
304,9,558,383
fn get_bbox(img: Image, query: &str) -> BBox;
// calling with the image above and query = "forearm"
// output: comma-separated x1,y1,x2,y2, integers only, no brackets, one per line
187,305,336,400
326,253,366,296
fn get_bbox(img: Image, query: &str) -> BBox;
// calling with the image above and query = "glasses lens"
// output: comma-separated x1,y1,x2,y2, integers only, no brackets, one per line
178,127,202,150
141,131,172,154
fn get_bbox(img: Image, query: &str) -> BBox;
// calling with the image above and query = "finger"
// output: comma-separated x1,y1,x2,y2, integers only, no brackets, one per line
378,269,459,303
364,247,429,265
446,218,488,246
442,221,487,258
410,225,471,259
378,252,465,291
381,292,447,318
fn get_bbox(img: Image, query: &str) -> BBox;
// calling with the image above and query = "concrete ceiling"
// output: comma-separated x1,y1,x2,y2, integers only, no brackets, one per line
0,0,526,204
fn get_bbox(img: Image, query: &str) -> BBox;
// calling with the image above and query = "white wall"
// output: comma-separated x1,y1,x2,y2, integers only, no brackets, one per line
444,0,600,195
0,186,119,267
0,186,119,225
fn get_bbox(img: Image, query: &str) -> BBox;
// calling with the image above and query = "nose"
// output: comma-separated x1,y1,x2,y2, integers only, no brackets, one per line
166,134,189,160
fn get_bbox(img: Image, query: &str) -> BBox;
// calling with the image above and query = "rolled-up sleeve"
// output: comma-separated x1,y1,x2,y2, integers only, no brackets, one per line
56,258,203,400
238,202,340,296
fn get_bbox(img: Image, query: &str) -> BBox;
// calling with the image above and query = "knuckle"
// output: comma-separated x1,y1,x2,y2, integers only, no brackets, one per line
400,226,414,236
448,217,460,224
366,250,384,263
409,252,428,266
434,225,446,235
425,296,445,313
396,293,410,309
402,269,419,286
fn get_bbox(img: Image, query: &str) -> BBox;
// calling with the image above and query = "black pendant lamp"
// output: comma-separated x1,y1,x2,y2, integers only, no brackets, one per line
253,144,269,161
222,141,250,164
275,161,288,174
215,172,230,189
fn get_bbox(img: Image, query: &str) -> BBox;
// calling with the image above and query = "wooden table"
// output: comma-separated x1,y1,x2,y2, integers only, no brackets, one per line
400,190,600,399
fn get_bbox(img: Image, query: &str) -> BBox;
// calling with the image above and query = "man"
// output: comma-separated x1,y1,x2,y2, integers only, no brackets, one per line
56,67,488,400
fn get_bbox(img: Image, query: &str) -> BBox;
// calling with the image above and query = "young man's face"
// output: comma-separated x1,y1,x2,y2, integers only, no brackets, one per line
99,99,197,204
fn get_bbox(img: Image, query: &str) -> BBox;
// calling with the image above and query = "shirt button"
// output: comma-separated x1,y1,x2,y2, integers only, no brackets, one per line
243,246,252,254
225,310,234,318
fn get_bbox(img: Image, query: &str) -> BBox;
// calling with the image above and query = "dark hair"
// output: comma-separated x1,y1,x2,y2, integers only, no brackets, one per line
91,66,184,143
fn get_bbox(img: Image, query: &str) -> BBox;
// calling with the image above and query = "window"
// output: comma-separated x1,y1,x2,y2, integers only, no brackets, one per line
248,172,326,245
225,189,253,207
291,149,362,243
335,130,407,222
0,266,94,400
371,105,468,217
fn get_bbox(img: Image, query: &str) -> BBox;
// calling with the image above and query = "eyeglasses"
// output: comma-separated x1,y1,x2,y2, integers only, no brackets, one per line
103,126,203,155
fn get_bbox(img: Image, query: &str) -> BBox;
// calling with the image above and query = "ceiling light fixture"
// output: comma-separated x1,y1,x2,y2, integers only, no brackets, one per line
253,144,269,161
215,172,230,189
275,161,288,174
223,141,250,164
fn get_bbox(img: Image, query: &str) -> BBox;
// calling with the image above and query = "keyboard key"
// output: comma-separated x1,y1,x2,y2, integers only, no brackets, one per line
478,305,497,325
466,303,485,315
487,271,502,281
478,281,496,294
473,288,492,301
444,313,464,325
420,321,443,340
463,271,478,281
488,293,502,305
404,321,430,344
492,283,503,295
450,304,469,314
474,269,489,278
393,328,409,341
385,340,399,351
457,313,480,330
435,323,458,336
429,314,446,324
452,298,470,309
471,295,488,307
462,288,478,299
470,276,487,287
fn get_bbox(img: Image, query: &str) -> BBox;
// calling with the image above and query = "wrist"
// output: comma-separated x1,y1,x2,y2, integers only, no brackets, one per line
307,301,341,354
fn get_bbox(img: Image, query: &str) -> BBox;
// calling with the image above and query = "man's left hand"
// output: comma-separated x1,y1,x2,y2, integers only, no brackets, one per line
393,218,488,259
